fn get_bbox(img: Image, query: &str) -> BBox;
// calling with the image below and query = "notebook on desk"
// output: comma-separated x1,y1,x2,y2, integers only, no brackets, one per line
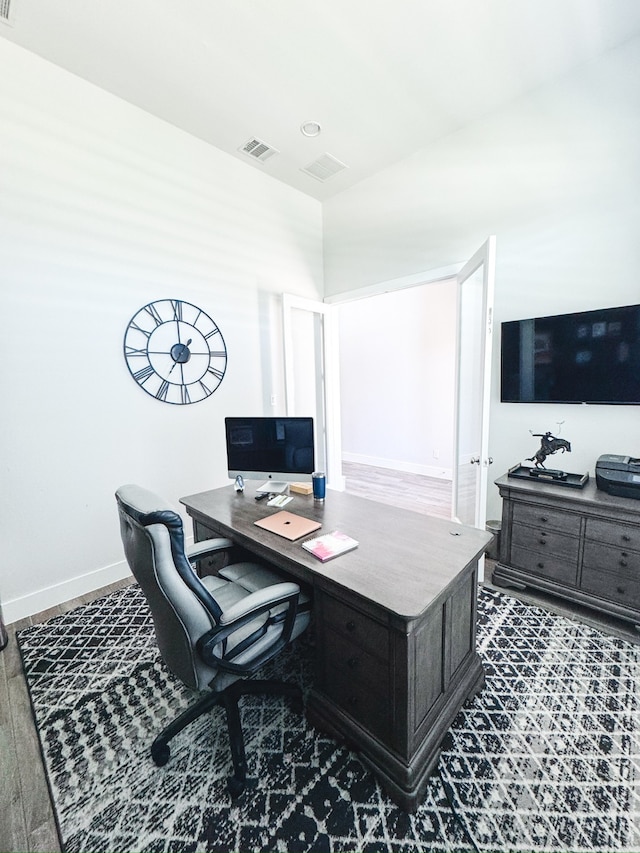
254,510,321,541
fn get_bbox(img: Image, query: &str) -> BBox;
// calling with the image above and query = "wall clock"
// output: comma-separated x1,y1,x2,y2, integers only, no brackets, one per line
124,299,227,404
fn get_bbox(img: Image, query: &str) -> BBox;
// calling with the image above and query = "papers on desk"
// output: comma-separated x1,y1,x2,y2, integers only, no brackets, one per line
267,493,293,508
302,530,359,562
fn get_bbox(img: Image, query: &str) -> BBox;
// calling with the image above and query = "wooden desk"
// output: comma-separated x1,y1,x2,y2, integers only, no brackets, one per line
181,484,491,811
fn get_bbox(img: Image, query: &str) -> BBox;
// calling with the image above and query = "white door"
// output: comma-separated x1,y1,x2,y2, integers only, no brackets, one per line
282,295,344,489
452,236,496,527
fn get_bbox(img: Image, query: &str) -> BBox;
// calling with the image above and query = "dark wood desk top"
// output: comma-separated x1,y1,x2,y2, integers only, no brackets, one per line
181,484,491,622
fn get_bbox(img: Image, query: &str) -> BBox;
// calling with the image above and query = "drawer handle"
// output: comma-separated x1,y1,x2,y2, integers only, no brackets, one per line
622,535,631,543
539,516,548,523
346,620,356,632
617,586,625,595
347,657,359,669
538,539,547,546
619,560,628,568
537,562,545,569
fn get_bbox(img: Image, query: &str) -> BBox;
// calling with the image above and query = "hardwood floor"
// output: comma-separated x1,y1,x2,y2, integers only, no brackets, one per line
342,460,453,518
0,577,133,853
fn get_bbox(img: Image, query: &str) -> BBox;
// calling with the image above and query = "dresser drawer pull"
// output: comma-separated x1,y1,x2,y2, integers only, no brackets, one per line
347,657,359,669
617,586,625,595
619,560,628,568
346,620,356,632
622,534,631,543
537,562,545,570
538,539,547,546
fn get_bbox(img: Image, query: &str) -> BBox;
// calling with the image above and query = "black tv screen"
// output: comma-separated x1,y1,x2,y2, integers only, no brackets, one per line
501,304,640,404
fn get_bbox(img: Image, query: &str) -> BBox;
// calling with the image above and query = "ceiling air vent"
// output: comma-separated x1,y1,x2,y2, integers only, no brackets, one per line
239,137,279,163
301,153,348,182
0,0,15,25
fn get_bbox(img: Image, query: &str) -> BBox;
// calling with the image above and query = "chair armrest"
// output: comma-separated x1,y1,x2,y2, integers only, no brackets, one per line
196,582,301,675
186,537,234,562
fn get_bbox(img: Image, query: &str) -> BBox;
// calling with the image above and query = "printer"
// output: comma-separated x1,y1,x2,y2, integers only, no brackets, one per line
595,454,640,499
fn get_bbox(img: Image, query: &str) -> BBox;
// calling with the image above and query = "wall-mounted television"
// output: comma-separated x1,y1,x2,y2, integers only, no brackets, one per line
225,416,315,491
501,303,640,404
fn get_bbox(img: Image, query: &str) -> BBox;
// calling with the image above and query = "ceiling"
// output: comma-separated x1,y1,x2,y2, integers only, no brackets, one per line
2,0,640,201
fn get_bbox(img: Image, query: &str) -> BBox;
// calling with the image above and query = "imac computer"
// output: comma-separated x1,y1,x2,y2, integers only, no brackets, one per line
225,416,315,493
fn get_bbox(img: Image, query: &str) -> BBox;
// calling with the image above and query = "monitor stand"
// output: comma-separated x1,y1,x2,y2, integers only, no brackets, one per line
256,481,289,495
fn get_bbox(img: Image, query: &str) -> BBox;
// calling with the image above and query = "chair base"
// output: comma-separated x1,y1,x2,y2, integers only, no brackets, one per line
151,678,303,798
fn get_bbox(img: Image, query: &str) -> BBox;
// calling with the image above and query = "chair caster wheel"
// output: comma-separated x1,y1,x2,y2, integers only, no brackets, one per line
151,742,171,767
227,775,245,799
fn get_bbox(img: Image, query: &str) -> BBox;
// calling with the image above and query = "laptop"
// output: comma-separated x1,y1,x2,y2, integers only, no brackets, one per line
254,510,321,541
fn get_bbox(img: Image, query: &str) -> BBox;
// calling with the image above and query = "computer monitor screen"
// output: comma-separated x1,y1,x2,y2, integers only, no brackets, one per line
225,417,315,490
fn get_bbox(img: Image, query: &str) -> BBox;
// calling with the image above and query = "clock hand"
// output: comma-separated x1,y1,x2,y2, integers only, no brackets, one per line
167,339,192,376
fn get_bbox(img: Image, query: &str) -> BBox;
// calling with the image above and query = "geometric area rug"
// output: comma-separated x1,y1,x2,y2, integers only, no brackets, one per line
17,584,640,853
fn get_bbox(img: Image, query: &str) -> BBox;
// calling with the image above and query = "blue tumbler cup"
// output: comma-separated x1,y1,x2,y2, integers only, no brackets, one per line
312,472,326,501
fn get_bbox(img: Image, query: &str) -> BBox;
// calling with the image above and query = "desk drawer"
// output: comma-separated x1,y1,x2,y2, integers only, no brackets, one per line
585,518,640,551
511,545,578,586
323,596,389,662
512,503,580,536
323,632,390,739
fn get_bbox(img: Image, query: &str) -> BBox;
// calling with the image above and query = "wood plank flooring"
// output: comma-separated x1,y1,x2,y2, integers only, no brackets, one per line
0,577,133,853
342,460,453,518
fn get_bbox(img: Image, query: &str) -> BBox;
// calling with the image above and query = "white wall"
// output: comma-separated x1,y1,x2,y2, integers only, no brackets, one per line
324,37,640,519
338,282,456,477
4,34,640,621
0,40,323,622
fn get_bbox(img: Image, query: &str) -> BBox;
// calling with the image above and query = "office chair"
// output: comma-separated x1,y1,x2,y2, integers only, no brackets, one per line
115,484,311,797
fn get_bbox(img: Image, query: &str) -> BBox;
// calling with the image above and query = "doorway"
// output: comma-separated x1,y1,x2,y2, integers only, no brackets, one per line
338,279,457,518
283,238,495,528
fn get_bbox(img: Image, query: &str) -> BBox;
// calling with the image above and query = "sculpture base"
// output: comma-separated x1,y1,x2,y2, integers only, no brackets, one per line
508,464,589,489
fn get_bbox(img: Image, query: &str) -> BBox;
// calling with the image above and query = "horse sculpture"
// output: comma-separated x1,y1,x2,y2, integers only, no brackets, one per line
527,431,572,469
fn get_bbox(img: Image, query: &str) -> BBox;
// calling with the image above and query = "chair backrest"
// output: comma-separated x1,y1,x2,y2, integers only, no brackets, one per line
115,484,222,691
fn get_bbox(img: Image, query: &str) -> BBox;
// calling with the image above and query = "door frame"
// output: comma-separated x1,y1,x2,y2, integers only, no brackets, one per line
284,245,495,521
452,236,496,528
282,293,344,489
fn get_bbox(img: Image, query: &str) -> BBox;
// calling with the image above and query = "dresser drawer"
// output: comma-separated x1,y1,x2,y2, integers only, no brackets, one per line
583,541,640,576
585,518,640,551
512,503,581,536
511,525,580,563
581,566,640,611
511,545,578,586
323,596,389,661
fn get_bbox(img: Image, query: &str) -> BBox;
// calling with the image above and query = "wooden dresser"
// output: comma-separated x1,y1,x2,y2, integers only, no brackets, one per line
493,472,640,627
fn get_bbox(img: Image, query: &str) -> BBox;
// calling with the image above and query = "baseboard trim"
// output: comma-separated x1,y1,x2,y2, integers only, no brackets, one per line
342,452,452,481
3,560,134,625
